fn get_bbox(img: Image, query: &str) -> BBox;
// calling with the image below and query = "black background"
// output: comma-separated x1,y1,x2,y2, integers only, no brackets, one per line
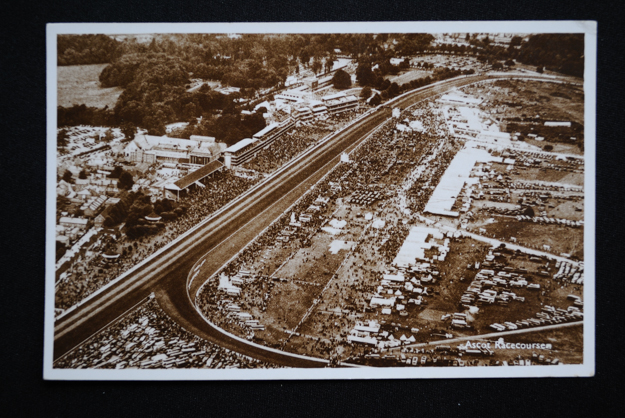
1,0,623,416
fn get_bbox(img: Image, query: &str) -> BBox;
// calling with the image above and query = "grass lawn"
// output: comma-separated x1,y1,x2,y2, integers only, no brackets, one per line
58,64,122,108
388,69,432,85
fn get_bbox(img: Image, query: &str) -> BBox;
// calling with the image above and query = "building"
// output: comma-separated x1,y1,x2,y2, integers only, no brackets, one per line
223,138,259,169
275,89,308,103
544,121,571,127
80,195,107,217
59,216,89,230
438,93,482,106
167,160,225,198
293,106,314,121
476,130,511,145
311,103,328,116
223,118,296,168
56,180,76,199
322,94,359,114
123,134,226,167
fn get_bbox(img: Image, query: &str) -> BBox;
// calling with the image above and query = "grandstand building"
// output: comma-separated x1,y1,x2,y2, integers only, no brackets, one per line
223,118,296,168
223,138,259,168
123,134,226,167
321,92,359,114
311,103,329,116
275,89,308,103
293,106,314,121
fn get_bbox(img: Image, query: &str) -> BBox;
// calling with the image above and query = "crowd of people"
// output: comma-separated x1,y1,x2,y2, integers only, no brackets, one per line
56,109,371,313
55,235,125,311
243,124,333,173
195,99,469,361
195,166,348,342
55,170,259,312
54,297,279,369
242,109,364,174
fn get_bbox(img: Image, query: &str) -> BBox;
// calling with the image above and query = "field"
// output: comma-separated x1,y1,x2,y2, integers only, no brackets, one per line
507,166,584,186
467,79,585,125
388,69,432,85
57,64,123,108
463,79,585,155
467,216,584,260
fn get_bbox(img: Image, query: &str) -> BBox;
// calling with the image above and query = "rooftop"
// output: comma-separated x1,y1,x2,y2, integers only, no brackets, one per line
173,160,224,190
225,138,257,153
253,123,279,139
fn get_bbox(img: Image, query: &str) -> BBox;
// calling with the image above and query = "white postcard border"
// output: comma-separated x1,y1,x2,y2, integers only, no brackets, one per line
44,21,597,380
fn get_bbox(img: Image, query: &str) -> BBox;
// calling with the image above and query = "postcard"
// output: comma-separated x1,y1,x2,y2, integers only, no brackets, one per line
45,21,596,379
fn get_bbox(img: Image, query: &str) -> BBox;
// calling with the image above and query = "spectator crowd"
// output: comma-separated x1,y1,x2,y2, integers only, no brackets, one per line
54,296,279,369
55,170,260,311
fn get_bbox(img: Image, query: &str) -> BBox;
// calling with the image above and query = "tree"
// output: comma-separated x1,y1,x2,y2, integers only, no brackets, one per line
55,241,67,261
510,36,523,47
300,48,311,67
118,171,134,190
101,128,115,143
331,69,352,89
522,206,535,217
505,59,516,67
387,82,400,98
543,144,554,152
57,129,69,148
324,56,335,73
360,86,372,100
492,62,504,70
536,66,544,73
355,62,375,86
78,169,88,179
62,170,73,183
121,122,136,141
311,58,322,75
183,102,198,121
369,93,382,106
145,118,166,136
109,166,123,179
103,216,115,228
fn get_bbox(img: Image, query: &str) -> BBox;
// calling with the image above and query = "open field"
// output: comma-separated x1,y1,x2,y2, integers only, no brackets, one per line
471,218,584,260
462,79,585,154
502,165,584,186
467,79,585,125
57,64,122,108
388,69,432,85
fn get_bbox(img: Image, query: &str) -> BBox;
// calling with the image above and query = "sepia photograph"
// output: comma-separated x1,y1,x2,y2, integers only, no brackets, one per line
44,21,596,380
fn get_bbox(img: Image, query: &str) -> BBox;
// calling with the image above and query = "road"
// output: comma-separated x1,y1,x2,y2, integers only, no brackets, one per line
53,74,564,367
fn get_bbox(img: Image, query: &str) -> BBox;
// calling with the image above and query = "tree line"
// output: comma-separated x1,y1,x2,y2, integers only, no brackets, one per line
100,189,189,239
57,34,122,66
58,33,583,143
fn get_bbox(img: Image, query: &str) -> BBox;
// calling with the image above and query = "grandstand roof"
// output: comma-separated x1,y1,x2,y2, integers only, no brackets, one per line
173,160,224,190
253,123,279,139
322,91,347,101
225,138,257,153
